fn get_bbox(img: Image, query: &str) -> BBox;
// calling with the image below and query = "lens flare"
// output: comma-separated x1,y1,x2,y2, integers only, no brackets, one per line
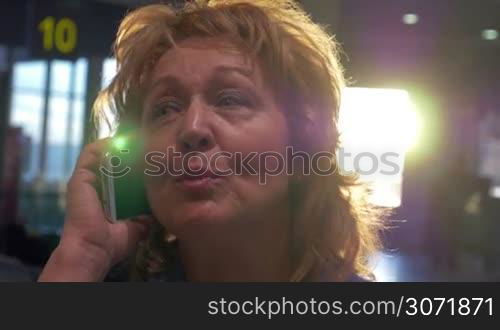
113,136,127,150
338,88,421,207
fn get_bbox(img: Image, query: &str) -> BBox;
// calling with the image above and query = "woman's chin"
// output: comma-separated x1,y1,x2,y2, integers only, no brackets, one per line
170,200,237,228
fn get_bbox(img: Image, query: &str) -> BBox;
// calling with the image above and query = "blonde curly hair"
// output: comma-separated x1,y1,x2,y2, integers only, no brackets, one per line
94,0,385,281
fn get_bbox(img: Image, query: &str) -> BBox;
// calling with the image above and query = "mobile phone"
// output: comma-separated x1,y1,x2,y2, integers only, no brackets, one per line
100,130,151,222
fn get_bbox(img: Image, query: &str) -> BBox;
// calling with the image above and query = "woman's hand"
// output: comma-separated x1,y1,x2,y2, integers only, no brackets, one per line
38,138,153,282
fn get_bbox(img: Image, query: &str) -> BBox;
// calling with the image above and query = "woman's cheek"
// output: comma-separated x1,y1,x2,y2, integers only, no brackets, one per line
235,135,289,180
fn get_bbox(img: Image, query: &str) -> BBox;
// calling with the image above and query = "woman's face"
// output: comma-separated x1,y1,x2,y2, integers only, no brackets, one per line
141,37,290,236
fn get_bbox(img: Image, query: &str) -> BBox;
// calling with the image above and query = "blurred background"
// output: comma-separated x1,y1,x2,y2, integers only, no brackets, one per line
0,0,499,281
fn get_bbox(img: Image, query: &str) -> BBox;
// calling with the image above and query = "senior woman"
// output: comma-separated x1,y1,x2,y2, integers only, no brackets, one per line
39,0,383,282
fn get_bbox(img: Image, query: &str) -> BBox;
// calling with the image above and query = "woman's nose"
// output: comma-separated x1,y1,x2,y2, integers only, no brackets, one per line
177,100,215,153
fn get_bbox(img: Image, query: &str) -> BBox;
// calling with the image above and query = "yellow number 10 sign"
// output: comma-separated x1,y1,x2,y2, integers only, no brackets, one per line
38,16,78,54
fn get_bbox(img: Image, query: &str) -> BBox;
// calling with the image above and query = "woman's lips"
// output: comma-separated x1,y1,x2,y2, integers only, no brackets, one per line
174,172,223,192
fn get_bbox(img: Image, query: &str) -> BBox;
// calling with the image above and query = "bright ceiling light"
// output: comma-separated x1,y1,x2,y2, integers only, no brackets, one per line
492,186,500,199
482,29,499,41
402,13,419,25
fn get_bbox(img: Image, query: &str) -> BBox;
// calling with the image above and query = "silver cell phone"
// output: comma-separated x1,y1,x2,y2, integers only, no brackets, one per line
101,152,118,222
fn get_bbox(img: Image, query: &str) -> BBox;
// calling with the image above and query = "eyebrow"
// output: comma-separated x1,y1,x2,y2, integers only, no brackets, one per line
147,75,183,96
148,65,254,93
213,65,254,79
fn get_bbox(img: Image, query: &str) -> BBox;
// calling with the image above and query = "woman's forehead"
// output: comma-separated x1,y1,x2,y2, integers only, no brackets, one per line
149,37,261,85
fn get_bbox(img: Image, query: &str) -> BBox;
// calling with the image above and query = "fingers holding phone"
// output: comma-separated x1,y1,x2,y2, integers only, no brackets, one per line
39,138,153,281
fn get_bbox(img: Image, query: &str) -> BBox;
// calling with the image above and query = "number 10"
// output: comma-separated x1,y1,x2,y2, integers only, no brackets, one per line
38,16,78,54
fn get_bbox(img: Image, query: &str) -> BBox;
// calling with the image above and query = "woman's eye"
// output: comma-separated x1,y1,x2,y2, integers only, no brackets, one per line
152,100,183,119
216,91,249,108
